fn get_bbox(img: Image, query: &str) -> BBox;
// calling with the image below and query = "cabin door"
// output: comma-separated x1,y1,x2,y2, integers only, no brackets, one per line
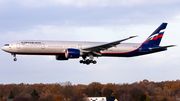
16,43,20,49
41,43,45,49
78,44,82,49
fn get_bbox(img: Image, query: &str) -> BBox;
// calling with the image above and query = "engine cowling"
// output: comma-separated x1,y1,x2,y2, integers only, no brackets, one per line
65,48,80,58
56,54,68,60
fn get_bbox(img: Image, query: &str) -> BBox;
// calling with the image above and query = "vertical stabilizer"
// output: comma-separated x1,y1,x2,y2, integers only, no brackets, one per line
143,23,167,46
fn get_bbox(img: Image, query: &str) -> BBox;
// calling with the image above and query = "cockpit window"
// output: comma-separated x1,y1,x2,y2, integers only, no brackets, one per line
4,44,9,46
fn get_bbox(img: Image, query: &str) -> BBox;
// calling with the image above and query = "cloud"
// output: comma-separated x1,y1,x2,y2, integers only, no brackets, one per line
0,0,180,8
0,0,180,31
0,23,156,44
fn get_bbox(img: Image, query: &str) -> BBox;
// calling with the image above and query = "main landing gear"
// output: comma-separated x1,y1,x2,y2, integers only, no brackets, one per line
79,55,97,65
11,53,17,61
79,59,97,65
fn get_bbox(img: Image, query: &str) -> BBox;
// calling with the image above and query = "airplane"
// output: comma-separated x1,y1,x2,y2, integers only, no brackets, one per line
1,23,175,65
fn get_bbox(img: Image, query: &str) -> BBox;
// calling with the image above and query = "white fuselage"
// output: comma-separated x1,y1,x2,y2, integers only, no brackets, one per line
2,40,141,56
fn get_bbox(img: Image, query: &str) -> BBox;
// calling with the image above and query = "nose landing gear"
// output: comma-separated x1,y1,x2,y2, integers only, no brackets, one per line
11,53,17,61
14,58,17,61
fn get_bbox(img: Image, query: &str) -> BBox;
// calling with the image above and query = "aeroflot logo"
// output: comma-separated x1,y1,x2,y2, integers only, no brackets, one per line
21,42,41,45
147,29,165,40
147,34,158,40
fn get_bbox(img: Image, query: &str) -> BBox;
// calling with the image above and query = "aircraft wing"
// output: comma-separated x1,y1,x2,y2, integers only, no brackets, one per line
82,36,138,54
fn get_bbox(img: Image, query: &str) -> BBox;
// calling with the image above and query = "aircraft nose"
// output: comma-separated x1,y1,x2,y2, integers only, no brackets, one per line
1,46,6,51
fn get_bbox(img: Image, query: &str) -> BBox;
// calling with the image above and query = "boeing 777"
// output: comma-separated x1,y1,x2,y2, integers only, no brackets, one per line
1,23,175,65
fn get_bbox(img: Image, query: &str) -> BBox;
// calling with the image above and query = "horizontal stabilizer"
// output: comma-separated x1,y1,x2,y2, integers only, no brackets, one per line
149,45,176,50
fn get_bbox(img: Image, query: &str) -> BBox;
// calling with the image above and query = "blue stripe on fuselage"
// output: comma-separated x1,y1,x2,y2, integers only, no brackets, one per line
101,45,167,57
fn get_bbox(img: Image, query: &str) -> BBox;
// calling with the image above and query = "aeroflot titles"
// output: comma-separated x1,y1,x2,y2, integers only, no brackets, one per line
21,42,41,45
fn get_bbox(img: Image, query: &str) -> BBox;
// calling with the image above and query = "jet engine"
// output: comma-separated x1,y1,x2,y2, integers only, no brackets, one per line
56,54,68,60
65,48,81,58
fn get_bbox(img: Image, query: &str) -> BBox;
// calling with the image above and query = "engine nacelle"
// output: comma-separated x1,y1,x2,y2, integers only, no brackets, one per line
56,54,68,60
65,48,80,58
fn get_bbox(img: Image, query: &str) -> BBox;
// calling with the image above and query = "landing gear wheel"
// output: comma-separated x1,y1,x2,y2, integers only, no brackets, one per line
86,59,90,65
83,61,86,64
14,58,17,61
79,56,97,65
80,60,83,63
93,60,97,64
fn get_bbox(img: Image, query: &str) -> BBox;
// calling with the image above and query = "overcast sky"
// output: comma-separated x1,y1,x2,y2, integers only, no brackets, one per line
0,0,180,85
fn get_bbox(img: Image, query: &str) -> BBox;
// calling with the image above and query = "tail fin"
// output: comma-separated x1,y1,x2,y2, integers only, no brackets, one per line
143,23,167,46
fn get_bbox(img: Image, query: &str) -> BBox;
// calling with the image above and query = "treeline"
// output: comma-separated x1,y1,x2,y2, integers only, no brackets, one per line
1,80,180,101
